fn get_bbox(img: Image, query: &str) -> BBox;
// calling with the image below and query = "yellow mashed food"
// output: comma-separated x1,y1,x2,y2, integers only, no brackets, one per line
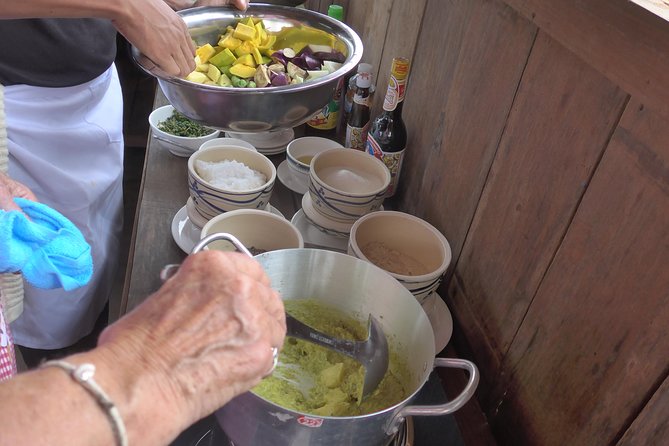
252,299,411,416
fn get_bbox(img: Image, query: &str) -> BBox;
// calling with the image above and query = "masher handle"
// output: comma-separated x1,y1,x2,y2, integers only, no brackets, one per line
285,314,360,358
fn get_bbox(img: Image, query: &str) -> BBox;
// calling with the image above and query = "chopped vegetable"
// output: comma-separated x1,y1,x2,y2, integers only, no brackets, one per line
195,43,216,63
209,48,236,68
185,17,348,88
306,69,329,80
286,61,306,79
229,64,256,78
218,73,232,87
254,64,271,87
157,111,214,137
232,22,256,41
271,72,289,86
186,71,208,83
268,63,285,73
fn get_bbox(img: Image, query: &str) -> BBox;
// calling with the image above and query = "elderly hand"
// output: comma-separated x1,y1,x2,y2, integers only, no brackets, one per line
96,250,286,436
0,173,37,212
111,0,247,78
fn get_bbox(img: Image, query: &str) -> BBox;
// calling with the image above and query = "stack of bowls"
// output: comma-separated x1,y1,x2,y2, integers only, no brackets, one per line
279,137,343,194
226,128,295,156
187,146,277,224
348,211,452,305
302,148,390,237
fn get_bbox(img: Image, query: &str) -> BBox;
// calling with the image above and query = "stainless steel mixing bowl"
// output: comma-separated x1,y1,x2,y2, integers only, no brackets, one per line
131,4,363,132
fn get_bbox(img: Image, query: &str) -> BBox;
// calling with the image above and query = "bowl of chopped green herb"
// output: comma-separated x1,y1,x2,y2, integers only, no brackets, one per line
149,105,221,157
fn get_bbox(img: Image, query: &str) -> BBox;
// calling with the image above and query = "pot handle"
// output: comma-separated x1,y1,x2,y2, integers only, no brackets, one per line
160,233,252,281
386,358,479,435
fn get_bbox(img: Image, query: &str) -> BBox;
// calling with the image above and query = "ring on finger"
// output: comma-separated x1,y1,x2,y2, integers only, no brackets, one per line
264,346,279,377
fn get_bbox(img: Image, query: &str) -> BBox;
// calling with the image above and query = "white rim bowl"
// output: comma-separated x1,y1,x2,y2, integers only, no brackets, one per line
286,136,343,178
149,105,220,155
198,137,257,152
201,208,303,253
187,146,277,221
348,211,452,304
308,148,390,223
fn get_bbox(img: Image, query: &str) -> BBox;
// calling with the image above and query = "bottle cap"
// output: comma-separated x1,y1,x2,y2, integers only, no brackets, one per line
356,72,372,89
357,62,373,74
328,5,344,21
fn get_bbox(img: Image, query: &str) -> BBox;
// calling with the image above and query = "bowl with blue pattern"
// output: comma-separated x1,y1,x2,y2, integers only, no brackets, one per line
308,148,390,223
188,145,276,222
348,211,452,305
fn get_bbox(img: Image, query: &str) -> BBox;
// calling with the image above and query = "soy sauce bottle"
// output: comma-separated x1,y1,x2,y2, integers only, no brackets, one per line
345,72,372,150
339,62,374,137
365,58,410,197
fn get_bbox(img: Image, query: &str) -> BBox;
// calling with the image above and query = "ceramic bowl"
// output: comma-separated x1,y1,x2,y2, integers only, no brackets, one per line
309,148,390,223
187,146,276,222
348,211,452,304
286,136,343,185
148,105,220,157
198,137,257,152
201,209,303,253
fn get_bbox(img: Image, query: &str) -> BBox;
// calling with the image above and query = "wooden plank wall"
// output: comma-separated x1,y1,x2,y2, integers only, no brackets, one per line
310,0,669,444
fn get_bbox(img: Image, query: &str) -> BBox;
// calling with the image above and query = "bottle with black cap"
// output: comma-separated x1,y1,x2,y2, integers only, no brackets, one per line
365,57,411,197
345,71,372,150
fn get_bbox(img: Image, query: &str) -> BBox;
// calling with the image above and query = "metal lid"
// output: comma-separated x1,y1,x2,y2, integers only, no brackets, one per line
357,62,373,74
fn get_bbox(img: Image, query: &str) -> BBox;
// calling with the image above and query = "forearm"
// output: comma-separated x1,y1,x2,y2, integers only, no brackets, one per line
0,0,132,23
0,250,284,444
0,345,184,446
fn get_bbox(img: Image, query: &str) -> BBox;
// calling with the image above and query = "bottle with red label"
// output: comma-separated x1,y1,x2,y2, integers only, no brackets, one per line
345,71,372,150
339,62,374,137
365,57,410,197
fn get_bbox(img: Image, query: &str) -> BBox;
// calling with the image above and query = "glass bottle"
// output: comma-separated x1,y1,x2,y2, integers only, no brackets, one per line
365,57,410,197
339,62,374,136
304,4,345,140
345,72,372,150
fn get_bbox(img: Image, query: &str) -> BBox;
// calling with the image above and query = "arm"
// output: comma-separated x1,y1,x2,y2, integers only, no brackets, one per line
0,0,248,78
0,250,286,445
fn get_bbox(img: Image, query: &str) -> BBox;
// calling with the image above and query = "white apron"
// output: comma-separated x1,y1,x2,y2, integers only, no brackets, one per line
5,65,124,349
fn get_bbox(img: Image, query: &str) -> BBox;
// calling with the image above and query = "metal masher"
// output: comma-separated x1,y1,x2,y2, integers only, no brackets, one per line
184,232,390,397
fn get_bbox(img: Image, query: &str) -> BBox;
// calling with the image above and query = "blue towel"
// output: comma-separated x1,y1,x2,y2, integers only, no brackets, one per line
0,197,93,290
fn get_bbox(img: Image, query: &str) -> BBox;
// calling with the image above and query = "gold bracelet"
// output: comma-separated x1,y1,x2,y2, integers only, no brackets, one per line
41,360,128,446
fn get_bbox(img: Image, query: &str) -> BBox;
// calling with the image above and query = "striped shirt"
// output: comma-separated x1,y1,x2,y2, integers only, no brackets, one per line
0,293,17,381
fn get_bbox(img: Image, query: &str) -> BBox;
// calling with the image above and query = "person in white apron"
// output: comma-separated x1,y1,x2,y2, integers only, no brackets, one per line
6,66,124,352
0,0,249,364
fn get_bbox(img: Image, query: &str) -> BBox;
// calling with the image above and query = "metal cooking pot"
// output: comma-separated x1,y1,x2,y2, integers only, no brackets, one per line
199,237,478,446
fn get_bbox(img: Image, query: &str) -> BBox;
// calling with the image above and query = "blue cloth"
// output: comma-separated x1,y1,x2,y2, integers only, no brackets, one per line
0,197,93,290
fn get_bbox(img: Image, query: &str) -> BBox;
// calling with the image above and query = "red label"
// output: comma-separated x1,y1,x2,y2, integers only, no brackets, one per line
297,415,324,428
366,135,384,160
